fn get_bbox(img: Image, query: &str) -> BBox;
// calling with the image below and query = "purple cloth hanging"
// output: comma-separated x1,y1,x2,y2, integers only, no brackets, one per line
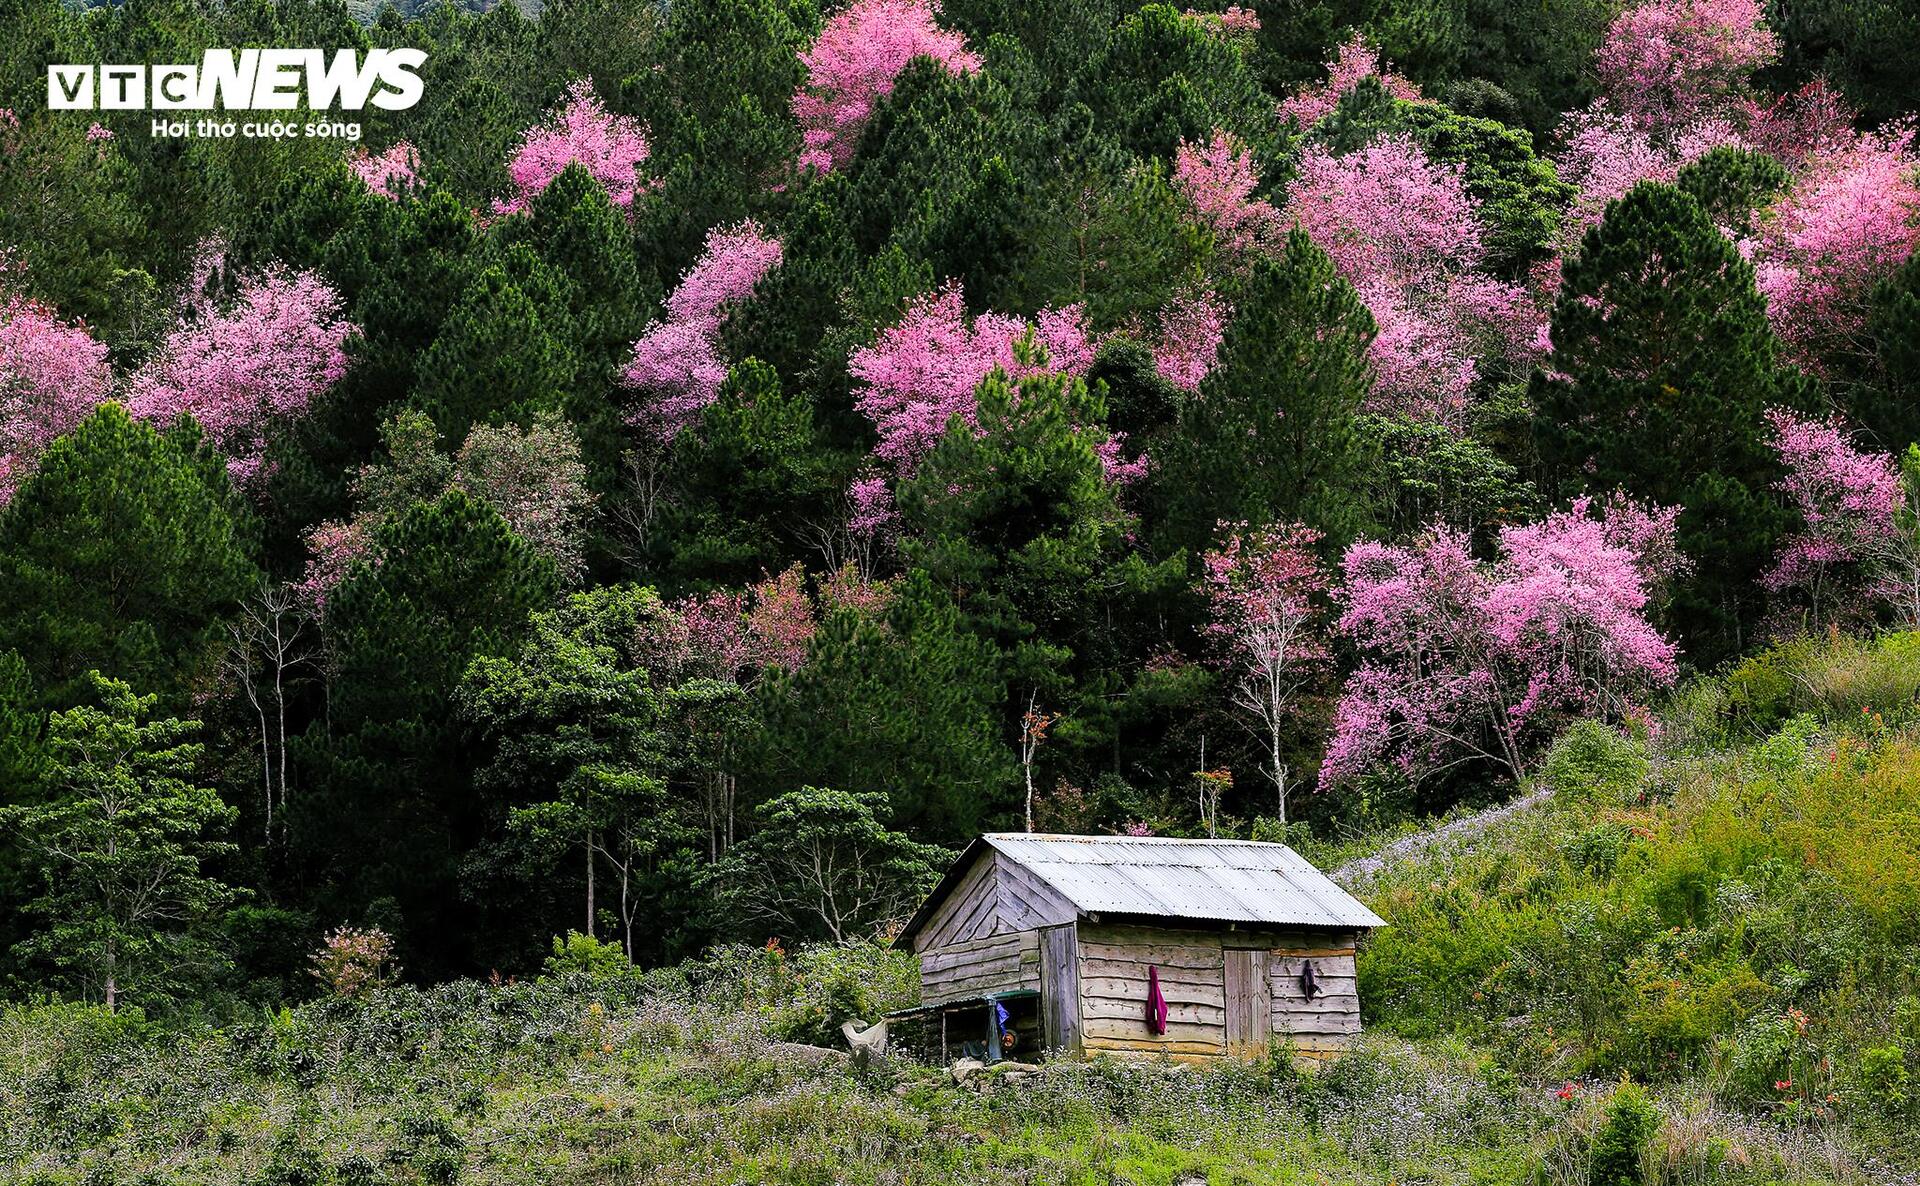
1146,965,1168,1035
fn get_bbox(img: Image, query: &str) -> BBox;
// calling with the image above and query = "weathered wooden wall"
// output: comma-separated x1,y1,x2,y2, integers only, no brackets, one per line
919,929,1041,1005
1074,922,1359,1060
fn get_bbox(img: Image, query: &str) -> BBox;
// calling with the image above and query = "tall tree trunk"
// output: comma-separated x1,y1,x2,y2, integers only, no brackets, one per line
585,828,596,938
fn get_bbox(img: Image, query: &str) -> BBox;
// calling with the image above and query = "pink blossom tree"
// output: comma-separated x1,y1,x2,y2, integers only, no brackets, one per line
0,287,111,503
1199,522,1329,821
1277,34,1420,129
849,282,1094,473
793,0,982,174
1765,410,1920,627
1751,130,1920,370
844,284,1138,536
1152,288,1230,391
1595,0,1778,136
623,220,784,439
127,266,356,493
1324,496,1681,787
349,141,420,199
495,78,652,217
1286,136,1542,421
1172,129,1281,258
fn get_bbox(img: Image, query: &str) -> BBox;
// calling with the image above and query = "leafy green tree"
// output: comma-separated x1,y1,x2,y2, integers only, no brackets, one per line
459,585,674,960
299,490,556,977
1532,182,1814,662
759,575,1012,840
1,673,240,1013
1161,228,1379,547
0,405,257,706
706,786,948,941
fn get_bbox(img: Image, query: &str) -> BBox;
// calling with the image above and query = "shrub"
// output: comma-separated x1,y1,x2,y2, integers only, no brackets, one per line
540,931,635,980
1539,720,1648,803
1588,1080,1657,1186
309,927,398,999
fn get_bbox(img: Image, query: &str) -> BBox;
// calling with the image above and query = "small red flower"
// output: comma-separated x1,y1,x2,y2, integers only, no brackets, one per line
1775,1079,1793,1092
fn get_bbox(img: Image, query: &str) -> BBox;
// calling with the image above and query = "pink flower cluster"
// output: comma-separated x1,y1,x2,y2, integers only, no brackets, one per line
794,0,981,174
1200,522,1329,685
1324,497,1681,785
1277,34,1421,129
128,267,356,492
1287,136,1542,421
350,141,420,199
495,79,652,217
1751,129,1920,368
849,282,1093,473
1152,288,1230,391
1595,0,1778,136
623,220,784,439
1764,410,1920,623
0,287,112,503
1172,130,1281,258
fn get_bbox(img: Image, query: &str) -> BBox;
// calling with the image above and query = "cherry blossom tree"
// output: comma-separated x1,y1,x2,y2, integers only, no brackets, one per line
1172,129,1281,258
1324,496,1681,788
1595,0,1778,136
0,286,111,503
127,267,356,493
1277,34,1420,129
1199,522,1329,822
1751,130,1920,369
1765,409,1920,627
1152,288,1230,391
349,141,420,199
1286,136,1541,421
849,282,1094,473
623,220,783,439
793,0,981,174
495,78,652,216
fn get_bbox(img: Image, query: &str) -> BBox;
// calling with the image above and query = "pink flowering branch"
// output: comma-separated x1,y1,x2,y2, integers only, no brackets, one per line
793,0,981,174
1286,136,1543,421
128,266,356,493
1277,34,1420,129
1595,0,1778,136
1765,409,1920,626
496,78,652,217
350,141,421,200
1172,129,1281,259
623,220,784,440
1152,288,1230,392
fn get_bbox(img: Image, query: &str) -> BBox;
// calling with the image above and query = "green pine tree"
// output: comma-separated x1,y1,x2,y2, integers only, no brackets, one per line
1532,181,1814,663
0,405,258,706
1161,227,1380,547
411,264,579,447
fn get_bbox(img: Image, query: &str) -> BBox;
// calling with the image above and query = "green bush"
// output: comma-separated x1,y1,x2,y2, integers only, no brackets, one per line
1588,1080,1657,1186
540,931,636,979
1539,720,1648,802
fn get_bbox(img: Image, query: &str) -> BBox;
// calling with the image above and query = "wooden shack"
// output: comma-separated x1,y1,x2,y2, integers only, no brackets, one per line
892,834,1385,1062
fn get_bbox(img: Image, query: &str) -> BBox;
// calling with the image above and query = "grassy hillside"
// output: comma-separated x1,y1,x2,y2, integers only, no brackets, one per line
5,635,1918,1185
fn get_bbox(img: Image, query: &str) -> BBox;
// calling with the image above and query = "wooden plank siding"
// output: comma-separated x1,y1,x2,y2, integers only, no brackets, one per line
1075,921,1361,1060
918,929,1041,1005
1039,923,1080,1052
917,852,1002,951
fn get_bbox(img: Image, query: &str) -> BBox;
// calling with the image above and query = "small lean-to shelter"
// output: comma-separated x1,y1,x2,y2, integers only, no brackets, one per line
891,834,1385,1062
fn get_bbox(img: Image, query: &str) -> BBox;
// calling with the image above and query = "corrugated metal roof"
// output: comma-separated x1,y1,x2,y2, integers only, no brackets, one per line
980,833,1386,930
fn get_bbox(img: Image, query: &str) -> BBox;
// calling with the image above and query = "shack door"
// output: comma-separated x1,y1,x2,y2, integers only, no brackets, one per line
1224,948,1271,1055
1039,923,1081,1052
